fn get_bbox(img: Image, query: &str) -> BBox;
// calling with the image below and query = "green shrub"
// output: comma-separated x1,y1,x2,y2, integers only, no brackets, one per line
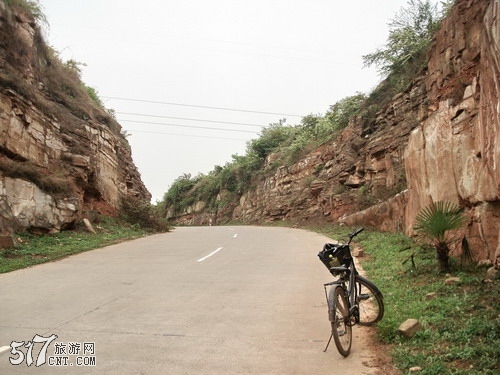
414,201,466,272
363,0,454,95
120,196,170,232
248,120,296,160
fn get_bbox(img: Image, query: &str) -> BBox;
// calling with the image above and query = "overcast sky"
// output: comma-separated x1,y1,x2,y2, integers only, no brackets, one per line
40,0,424,203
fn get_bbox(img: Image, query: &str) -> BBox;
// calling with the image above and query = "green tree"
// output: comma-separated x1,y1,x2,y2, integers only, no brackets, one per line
324,93,366,131
363,0,445,82
121,196,169,232
85,86,104,108
162,174,198,215
413,201,466,272
248,120,293,159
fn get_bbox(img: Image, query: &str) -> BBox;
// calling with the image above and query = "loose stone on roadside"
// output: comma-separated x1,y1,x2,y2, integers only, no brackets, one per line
398,318,423,338
352,246,364,257
425,292,437,300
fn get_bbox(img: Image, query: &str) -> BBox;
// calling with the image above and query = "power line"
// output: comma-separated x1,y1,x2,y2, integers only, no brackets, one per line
103,96,303,117
117,111,264,128
126,129,250,141
119,119,259,134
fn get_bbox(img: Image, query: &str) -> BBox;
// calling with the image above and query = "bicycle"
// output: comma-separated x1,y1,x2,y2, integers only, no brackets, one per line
317,227,384,357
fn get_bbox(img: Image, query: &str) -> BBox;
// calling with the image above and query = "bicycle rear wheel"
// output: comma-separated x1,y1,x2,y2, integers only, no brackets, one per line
355,275,384,326
329,285,352,357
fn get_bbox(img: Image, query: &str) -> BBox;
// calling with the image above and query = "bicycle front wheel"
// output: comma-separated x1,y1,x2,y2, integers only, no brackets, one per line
355,275,384,326
329,285,352,357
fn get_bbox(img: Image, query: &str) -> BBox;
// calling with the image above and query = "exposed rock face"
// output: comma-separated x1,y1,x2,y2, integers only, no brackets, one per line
0,177,79,233
0,4,150,234
404,0,499,262
172,0,499,264
341,0,499,263
228,75,429,227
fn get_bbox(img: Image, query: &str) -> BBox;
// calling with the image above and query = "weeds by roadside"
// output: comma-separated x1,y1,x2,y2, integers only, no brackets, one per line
0,217,150,274
308,224,499,375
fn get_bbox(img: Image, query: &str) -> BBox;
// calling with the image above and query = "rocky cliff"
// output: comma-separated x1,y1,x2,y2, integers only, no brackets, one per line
0,2,150,235
343,0,499,263
171,0,499,264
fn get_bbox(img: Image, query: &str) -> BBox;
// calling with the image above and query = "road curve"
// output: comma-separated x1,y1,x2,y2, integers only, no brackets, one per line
0,226,381,374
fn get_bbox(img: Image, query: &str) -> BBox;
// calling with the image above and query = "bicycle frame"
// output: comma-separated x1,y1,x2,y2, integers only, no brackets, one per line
319,228,384,356
323,259,359,326
321,228,365,353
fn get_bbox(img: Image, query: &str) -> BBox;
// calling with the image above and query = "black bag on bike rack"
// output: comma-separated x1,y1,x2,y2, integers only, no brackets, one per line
318,243,352,275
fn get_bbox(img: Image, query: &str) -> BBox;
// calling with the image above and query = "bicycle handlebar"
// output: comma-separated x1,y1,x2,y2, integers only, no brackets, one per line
347,227,364,244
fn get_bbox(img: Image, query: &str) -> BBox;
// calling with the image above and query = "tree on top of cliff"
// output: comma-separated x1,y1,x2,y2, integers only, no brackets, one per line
363,0,453,89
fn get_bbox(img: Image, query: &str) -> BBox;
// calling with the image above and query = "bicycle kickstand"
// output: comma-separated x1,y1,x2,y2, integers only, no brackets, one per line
323,331,333,352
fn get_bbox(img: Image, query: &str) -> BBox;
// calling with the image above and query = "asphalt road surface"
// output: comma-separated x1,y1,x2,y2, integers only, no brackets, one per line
0,226,382,374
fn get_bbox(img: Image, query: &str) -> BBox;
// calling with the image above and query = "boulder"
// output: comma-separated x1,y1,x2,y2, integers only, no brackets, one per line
0,176,79,232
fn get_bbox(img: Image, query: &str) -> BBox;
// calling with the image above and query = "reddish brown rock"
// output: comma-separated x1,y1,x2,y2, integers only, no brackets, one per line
0,4,150,233
167,0,500,263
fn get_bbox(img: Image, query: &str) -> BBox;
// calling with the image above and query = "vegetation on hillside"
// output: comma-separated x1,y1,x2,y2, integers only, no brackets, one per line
2,0,46,24
159,93,366,218
363,0,454,92
0,1,117,132
2,3,117,135
160,0,453,220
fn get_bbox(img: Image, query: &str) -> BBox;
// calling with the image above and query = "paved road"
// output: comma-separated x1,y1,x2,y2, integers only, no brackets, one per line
0,226,380,374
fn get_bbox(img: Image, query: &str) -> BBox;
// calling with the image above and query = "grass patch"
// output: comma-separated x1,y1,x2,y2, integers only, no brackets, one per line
306,224,500,375
0,217,151,274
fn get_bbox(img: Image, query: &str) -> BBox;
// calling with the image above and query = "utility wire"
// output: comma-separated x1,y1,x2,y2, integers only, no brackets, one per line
126,129,250,141
119,119,259,134
117,111,264,128
103,96,303,117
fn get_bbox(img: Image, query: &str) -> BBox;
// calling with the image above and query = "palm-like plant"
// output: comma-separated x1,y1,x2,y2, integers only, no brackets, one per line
414,201,466,272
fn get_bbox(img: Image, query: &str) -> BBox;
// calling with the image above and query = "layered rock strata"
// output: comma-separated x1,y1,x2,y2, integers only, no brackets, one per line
171,0,499,263
0,3,150,234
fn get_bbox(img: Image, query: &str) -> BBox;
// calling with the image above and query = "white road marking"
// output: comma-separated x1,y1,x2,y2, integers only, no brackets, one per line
197,247,224,262
233,234,238,238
